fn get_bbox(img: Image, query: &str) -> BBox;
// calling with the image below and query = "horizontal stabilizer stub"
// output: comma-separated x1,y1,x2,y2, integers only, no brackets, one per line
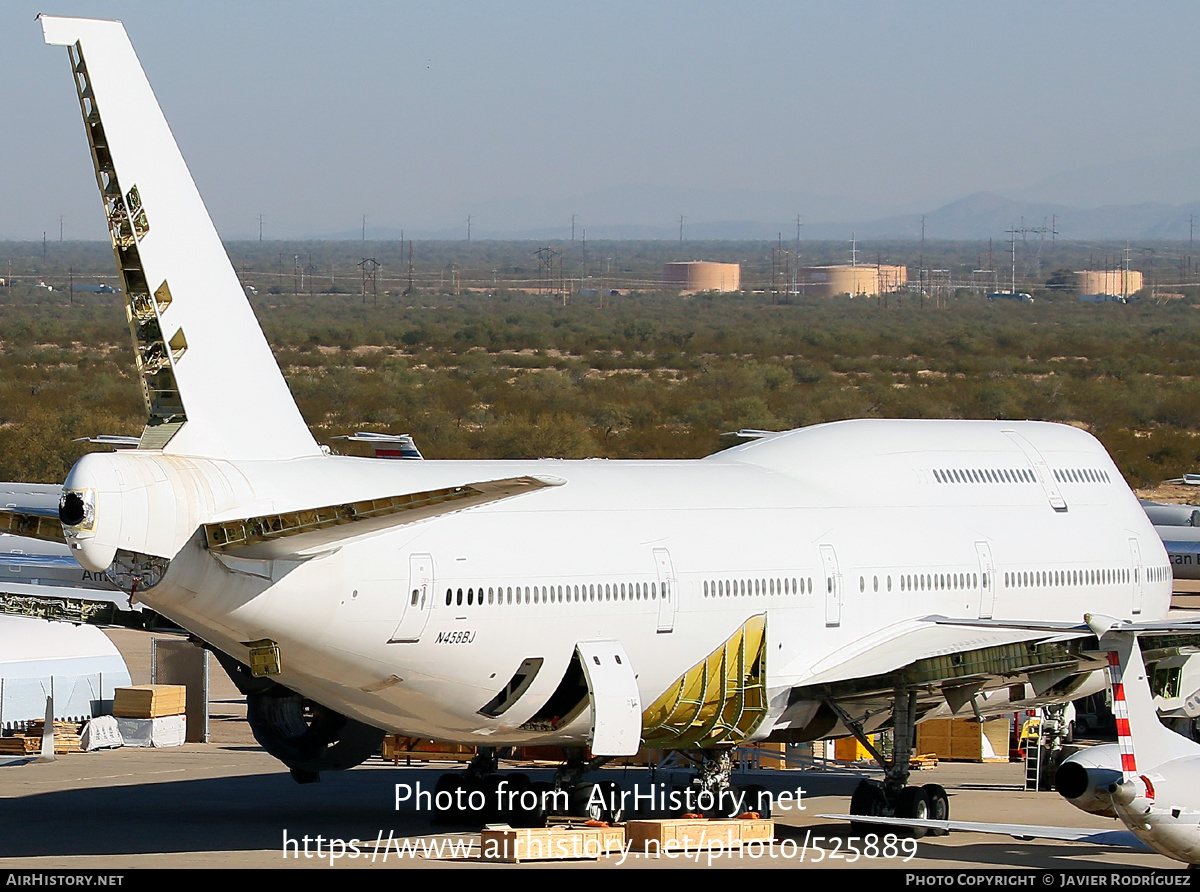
204,475,564,559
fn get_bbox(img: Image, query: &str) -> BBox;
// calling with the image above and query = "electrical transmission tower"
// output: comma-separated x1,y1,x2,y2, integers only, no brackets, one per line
358,257,380,305
534,246,561,298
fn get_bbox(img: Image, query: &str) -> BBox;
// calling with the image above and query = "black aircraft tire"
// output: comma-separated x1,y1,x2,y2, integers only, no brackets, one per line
848,780,889,835
528,780,555,827
897,786,930,839
568,783,606,822
599,780,625,824
503,773,538,827
431,774,465,825
740,783,771,819
922,783,950,836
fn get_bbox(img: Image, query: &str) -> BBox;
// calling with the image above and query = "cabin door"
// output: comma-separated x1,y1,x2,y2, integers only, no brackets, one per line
1129,538,1144,616
389,552,434,643
654,547,677,633
821,544,842,627
975,541,995,619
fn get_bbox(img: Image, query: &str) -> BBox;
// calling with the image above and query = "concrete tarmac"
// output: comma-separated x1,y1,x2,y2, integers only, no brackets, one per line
0,630,1182,870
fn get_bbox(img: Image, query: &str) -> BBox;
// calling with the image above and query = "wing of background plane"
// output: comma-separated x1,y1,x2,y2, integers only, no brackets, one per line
0,482,67,544
0,527,155,626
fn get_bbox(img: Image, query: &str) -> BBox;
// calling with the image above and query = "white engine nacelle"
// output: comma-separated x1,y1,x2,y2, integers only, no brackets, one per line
1054,743,1123,817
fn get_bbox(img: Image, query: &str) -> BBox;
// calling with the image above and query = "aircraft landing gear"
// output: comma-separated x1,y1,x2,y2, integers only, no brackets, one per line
432,747,534,826
833,689,949,836
555,749,623,824
672,749,771,818
429,747,621,827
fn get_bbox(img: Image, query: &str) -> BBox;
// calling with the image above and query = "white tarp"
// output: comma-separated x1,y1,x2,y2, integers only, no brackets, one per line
80,714,123,750
0,615,131,728
116,715,185,747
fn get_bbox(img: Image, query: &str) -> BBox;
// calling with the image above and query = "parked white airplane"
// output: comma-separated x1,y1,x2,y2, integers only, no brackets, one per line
1142,500,1200,580
6,15,1175,821
821,615,1200,867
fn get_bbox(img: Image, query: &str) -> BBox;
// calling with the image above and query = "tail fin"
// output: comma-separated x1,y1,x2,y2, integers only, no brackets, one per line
40,16,320,461
1106,632,1199,778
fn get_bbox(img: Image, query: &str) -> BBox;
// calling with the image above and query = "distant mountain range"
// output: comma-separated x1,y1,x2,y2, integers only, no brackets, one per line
316,192,1200,242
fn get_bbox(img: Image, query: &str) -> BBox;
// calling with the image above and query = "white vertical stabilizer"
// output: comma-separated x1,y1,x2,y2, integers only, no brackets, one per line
1107,633,1200,777
40,16,320,461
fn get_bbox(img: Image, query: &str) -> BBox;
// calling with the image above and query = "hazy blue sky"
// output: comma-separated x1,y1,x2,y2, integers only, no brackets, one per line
6,1,1200,239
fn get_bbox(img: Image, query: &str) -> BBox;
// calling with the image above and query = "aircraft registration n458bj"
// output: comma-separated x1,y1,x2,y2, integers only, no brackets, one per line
4,15,1175,823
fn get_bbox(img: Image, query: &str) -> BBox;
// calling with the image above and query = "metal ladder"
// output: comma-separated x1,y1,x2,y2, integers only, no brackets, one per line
1023,710,1043,791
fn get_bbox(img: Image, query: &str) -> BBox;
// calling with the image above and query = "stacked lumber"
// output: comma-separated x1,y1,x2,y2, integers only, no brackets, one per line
113,685,186,718
0,720,83,754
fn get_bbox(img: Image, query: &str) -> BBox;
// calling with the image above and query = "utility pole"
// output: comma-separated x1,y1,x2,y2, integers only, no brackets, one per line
1006,225,1018,294
919,215,926,299
796,215,804,296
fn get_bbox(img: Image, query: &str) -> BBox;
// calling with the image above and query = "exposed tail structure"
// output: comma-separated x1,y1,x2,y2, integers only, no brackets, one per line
40,16,320,462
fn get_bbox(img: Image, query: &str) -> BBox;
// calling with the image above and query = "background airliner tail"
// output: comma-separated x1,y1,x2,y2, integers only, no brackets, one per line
40,16,320,462
1107,632,1200,778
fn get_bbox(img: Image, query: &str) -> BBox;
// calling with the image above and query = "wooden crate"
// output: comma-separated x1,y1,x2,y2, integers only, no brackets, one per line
382,736,475,763
480,825,625,862
625,818,773,853
834,735,874,762
917,717,1009,762
113,685,186,718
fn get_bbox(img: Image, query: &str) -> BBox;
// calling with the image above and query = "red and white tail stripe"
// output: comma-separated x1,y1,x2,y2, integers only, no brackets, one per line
1108,649,1138,779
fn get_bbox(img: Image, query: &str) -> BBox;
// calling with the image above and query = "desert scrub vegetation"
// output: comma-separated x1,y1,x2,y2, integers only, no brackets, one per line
2,270,1200,486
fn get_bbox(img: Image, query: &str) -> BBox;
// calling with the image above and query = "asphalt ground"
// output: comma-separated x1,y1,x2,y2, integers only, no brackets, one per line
0,629,1183,870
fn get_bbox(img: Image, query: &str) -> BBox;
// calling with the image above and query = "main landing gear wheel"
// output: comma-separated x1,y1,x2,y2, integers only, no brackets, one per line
567,780,626,823
897,786,930,839
848,780,890,834
740,783,771,819
431,774,466,825
568,784,605,822
923,783,949,836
